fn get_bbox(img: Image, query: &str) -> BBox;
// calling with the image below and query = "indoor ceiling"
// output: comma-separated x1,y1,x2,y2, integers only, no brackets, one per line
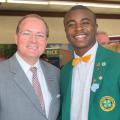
0,0,120,17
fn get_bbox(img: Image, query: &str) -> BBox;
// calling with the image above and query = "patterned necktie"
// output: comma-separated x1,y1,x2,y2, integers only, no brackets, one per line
30,67,45,113
72,55,91,66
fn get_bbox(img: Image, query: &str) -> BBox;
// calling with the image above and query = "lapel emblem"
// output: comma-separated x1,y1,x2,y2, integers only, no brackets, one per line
100,96,115,112
91,61,106,92
91,83,99,92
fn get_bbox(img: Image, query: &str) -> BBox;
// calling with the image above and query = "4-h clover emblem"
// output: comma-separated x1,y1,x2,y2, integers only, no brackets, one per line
100,96,115,112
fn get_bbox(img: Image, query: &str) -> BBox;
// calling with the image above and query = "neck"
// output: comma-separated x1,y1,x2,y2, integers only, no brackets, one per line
74,42,96,57
17,52,38,66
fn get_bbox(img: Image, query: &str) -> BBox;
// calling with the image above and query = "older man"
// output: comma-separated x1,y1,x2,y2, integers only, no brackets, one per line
0,14,60,120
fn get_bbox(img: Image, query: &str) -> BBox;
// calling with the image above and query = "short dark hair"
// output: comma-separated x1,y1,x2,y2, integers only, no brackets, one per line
64,5,96,23
16,14,49,38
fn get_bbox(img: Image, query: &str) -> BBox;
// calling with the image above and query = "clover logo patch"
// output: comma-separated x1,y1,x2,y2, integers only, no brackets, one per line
100,96,115,112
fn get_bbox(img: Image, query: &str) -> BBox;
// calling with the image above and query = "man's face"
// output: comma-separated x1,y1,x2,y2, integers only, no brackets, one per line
64,9,97,54
96,33,109,45
15,17,47,64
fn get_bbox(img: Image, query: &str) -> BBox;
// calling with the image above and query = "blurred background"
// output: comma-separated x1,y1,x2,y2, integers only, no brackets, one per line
0,0,120,67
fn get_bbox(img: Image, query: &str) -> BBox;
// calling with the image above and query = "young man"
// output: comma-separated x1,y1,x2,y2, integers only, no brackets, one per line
60,5,120,120
0,14,60,120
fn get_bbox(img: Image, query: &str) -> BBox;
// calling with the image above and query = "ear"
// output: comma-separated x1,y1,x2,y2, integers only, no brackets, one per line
45,41,47,47
95,23,98,33
64,27,67,33
96,23,98,29
14,34,18,45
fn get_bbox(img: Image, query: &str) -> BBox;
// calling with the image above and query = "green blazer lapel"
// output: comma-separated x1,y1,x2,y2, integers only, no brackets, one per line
61,60,73,120
92,45,108,90
89,45,110,118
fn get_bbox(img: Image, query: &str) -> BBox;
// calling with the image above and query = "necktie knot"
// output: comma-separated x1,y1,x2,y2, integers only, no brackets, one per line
72,55,91,66
30,67,37,73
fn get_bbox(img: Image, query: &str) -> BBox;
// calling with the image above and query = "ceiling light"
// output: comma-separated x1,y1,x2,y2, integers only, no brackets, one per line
77,2,120,8
0,0,6,2
7,0,48,5
49,1,120,8
49,1,76,6
6,0,120,9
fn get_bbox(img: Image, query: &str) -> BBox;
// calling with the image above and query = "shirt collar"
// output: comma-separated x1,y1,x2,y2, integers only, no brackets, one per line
74,42,98,62
15,52,40,73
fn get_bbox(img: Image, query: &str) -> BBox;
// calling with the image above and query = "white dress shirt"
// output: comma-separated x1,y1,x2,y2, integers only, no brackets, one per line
15,53,51,118
71,42,98,120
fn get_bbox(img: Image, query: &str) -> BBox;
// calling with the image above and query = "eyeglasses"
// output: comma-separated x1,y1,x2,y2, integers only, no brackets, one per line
19,30,47,39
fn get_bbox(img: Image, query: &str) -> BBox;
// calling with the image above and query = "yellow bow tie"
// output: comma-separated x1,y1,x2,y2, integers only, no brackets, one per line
72,55,91,66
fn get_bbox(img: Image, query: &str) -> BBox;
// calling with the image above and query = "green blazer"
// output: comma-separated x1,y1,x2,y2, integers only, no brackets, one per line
60,45,120,120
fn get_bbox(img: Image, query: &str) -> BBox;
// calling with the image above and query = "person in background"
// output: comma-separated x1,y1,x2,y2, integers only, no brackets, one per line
96,31,120,52
0,54,7,61
0,14,60,120
60,5,120,120
96,31,110,46
40,53,49,62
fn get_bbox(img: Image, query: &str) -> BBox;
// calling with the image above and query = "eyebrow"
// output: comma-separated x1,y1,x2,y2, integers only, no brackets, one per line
20,30,46,34
66,20,75,25
81,18,91,21
20,29,31,33
66,18,91,24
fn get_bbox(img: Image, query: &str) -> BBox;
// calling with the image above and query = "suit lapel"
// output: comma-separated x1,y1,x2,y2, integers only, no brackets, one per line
62,60,73,120
40,60,60,120
9,55,45,115
40,60,59,97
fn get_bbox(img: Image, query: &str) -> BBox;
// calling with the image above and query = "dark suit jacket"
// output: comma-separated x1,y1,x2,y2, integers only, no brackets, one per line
0,54,60,120
60,45,120,120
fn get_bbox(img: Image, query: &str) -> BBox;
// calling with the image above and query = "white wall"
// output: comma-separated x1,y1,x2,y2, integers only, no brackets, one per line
0,16,120,44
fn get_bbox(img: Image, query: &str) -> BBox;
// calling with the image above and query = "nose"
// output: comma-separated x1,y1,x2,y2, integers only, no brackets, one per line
76,24,83,31
30,34,37,43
